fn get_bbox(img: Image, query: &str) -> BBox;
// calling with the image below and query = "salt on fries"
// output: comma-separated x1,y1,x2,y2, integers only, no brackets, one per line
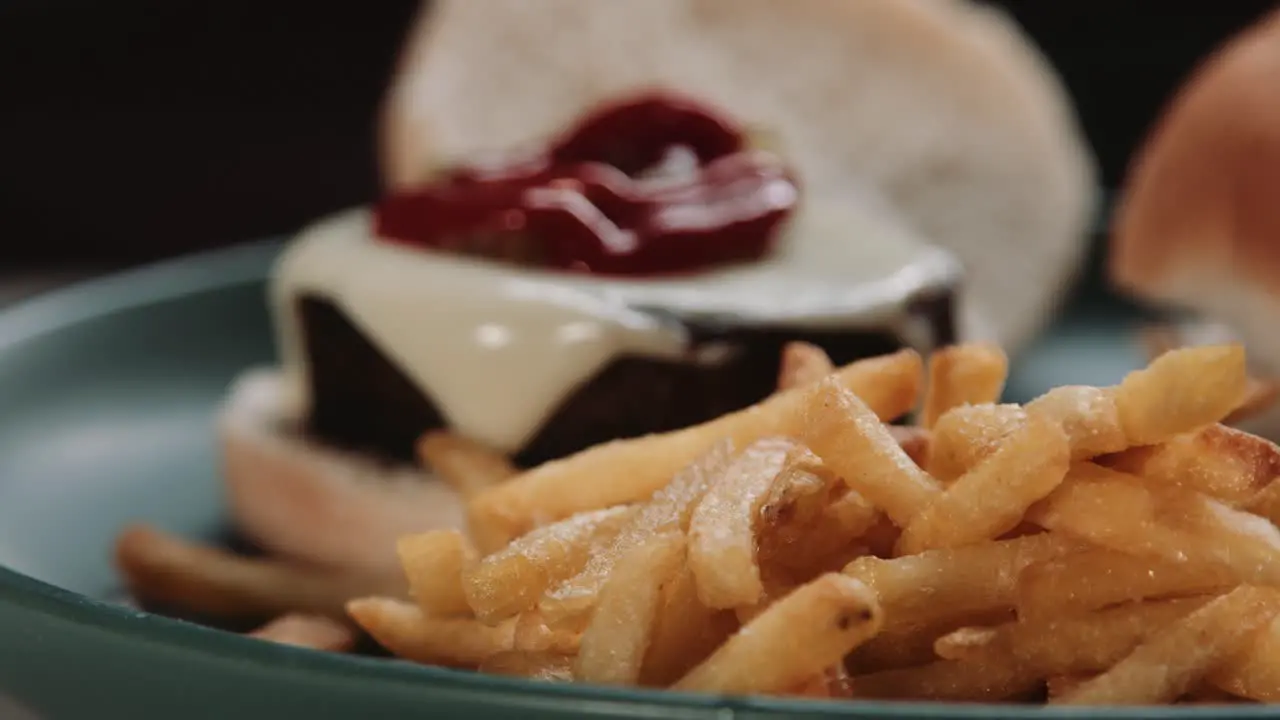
466,348,924,551
336,340,1280,705
113,337,1280,706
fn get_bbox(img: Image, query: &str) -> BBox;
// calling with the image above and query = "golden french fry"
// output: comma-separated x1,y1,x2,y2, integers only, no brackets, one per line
464,505,632,623
469,350,922,547
397,529,475,617
758,450,835,533
417,430,517,499
888,425,932,467
575,532,686,684
853,659,1040,702
926,403,1027,482
936,597,1210,674
898,413,1070,554
1209,616,1280,702
1105,424,1280,506
1026,385,1129,460
512,610,582,654
1035,466,1280,588
538,441,734,625
479,651,575,681
844,533,1078,632
1054,586,1280,705
920,343,1009,429
802,378,942,526
823,487,881,540
776,341,835,391
346,597,515,667
1016,548,1235,621
640,564,738,687
247,613,358,652
688,438,796,609
1113,344,1247,446
1139,326,1278,426
114,525,401,620
1027,463,1183,557
845,609,1014,673
673,574,882,694
1158,490,1280,588
764,488,881,579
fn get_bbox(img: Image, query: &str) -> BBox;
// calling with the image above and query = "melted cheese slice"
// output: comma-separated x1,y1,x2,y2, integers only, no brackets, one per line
271,193,960,452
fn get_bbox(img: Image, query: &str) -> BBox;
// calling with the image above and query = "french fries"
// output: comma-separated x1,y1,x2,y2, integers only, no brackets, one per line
123,341,1280,708
844,533,1078,632
538,441,734,624
247,613,359,652
673,574,882,694
919,343,1009,429
346,597,515,667
1103,423,1280,506
464,505,633,623
575,532,685,684
468,349,923,548
687,438,797,608
1053,586,1280,705
397,529,476,617
417,430,518,499
1025,385,1129,460
640,564,737,686
896,412,1070,553
114,524,402,620
776,341,836,392
802,378,941,526
925,403,1026,482
1113,344,1247,445
1014,548,1235,620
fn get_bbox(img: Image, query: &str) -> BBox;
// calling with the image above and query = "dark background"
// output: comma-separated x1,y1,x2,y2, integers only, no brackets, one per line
1,1,1276,267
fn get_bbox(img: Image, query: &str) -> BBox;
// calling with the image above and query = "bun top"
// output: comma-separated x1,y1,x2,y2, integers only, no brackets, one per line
1110,8,1280,307
377,0,1097,353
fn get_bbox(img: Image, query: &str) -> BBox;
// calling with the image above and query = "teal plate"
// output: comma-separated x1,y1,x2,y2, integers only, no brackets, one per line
0,241,1266,719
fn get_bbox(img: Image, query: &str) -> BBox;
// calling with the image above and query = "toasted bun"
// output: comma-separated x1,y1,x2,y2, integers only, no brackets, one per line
379,0,1097,354
1110,8,1280,373
219,370,466,576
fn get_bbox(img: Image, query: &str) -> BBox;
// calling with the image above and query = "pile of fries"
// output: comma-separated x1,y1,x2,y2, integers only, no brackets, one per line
118,340,1280,706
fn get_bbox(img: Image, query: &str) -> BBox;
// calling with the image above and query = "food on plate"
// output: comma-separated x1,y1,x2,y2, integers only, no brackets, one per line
119,333,1280,705
1110,7,1280,437
333,340,1280,705
247,614,359,653
114,524,403,621
217,0,1095,579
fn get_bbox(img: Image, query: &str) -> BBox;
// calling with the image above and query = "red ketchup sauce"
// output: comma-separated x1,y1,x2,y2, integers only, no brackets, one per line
374,91,800,276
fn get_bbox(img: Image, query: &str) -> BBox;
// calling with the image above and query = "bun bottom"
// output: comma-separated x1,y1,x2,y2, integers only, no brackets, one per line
219,370,466,577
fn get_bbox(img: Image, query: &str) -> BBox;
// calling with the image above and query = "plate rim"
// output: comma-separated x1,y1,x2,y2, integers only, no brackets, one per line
0,241,1266,719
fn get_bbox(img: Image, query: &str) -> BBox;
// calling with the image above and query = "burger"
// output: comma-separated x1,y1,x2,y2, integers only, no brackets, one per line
219,0,1097,577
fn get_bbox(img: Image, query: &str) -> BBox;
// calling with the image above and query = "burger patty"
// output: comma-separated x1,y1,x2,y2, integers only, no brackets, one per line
297,291,956,468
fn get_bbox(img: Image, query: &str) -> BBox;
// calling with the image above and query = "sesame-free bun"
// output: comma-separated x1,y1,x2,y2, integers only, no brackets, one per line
379,0,1098,355
1110,8,1280,374
219,370,466,577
